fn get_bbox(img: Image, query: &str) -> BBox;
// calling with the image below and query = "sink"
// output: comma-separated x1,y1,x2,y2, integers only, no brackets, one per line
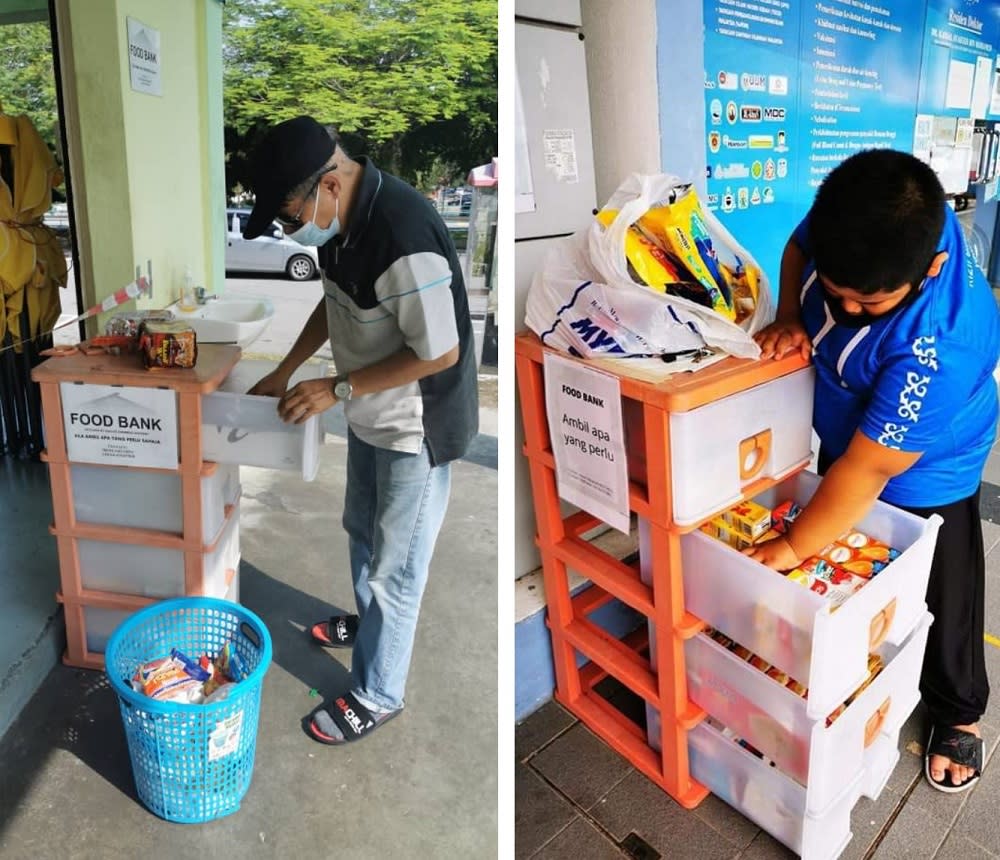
167,296,274,349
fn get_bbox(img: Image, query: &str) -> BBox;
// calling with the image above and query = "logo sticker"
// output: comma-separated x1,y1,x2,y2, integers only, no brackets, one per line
710,98,722,125
741,73,767,92
768,75,788,95
740,105,762,122
726,101,738,124
718,71,738,90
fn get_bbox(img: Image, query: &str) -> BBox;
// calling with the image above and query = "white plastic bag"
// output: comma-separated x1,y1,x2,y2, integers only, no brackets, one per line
525,173,774,359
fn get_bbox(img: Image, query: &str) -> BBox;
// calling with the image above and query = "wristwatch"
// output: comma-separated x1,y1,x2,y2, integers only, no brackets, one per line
333,374,353,401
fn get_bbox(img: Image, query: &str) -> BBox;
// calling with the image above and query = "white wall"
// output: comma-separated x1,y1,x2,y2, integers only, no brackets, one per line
580,0,662,206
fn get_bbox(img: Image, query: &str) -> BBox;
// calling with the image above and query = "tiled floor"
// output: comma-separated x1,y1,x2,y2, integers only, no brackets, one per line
516,479,1000,859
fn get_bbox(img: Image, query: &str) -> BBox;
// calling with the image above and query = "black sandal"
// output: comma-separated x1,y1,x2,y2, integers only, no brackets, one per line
307,691,402,745
310,614,358,649
925,724,985,793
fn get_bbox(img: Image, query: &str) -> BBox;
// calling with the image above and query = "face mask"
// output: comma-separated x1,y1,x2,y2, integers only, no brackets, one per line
289,189,340,246
822,280,921,329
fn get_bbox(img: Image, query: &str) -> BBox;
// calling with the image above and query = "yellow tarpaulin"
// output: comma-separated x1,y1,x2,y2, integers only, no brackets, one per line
0,112,67,350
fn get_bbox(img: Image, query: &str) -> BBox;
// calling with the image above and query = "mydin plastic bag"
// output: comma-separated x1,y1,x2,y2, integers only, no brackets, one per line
525,173,775,359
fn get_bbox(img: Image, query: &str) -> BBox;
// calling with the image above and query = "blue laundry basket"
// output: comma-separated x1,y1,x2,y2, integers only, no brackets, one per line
105,597,273,823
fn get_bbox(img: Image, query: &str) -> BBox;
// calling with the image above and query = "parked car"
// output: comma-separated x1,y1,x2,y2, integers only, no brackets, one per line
226,208,319,280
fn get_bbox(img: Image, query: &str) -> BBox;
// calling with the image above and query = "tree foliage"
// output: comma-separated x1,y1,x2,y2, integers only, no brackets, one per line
0,21,58,156
223,0,497,190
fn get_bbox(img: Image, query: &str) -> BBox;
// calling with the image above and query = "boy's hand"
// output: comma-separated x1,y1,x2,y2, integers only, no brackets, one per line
742,536,802,571
754,317,812,361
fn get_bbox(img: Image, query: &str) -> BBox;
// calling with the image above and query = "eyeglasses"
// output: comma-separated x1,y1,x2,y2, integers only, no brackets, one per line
276,167,335,230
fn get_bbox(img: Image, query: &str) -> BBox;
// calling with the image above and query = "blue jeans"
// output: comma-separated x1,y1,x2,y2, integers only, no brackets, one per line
341,429,452,711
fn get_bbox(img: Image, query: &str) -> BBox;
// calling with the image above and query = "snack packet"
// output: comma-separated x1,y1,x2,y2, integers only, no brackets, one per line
819,531,900,578
770,500,803,535
596,209,693,293
637,191,737,321
722,500,772,542
786,557,867,608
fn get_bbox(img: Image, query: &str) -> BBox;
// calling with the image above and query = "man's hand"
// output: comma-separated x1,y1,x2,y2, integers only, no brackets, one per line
742,535,802,571
277,378,339,424
754,317,812,361
248,369,291,398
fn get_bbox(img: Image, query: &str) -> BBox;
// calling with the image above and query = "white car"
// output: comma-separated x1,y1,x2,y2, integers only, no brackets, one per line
226,208,319,281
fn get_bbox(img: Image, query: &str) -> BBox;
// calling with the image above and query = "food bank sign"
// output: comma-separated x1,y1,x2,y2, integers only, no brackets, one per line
60,383,178,468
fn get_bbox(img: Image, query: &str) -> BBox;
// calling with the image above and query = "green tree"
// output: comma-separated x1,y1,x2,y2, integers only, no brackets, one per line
223,0,496,189
0,21,58,155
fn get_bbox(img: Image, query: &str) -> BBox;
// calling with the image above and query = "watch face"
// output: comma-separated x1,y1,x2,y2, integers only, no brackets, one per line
335,381,351,399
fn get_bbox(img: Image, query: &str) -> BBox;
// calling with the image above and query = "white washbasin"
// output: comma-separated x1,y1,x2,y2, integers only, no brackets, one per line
167,296,274,349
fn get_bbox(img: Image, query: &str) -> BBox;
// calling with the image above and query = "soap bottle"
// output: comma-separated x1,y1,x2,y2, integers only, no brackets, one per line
179,266,197,312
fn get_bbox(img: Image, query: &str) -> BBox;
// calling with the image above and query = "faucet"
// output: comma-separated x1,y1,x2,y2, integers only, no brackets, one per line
194,286,218,304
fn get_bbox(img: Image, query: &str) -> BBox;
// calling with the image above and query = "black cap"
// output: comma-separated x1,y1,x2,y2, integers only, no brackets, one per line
243,116,336,239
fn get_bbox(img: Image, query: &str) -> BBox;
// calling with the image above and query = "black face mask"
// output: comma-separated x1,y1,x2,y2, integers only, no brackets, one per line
822,280,923,329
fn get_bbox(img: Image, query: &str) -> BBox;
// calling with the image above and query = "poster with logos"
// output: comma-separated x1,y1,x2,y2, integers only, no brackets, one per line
704,1,927,289
917,0,1000,118
704,0,801,283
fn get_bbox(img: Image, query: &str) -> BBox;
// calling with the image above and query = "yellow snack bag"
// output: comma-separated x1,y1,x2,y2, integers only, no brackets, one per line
637,192,736,321
596,209,687,292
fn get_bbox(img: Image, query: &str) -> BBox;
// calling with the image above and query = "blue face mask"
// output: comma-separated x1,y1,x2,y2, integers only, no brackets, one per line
289,190,340,246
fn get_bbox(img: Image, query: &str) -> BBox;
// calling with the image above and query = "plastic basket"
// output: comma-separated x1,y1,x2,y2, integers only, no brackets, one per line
105,597,272,823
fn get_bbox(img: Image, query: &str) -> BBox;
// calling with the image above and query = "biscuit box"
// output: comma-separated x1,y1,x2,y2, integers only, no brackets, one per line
700,516,754,550
722,500,772,541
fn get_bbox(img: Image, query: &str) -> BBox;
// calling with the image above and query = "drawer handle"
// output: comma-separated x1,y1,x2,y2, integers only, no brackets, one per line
864,696,892,747
868,597,897,651
739,430,772,481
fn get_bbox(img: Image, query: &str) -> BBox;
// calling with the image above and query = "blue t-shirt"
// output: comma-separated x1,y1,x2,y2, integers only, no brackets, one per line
793,205,1000,507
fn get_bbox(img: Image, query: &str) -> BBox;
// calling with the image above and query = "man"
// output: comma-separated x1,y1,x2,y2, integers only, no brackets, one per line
242,116,479,744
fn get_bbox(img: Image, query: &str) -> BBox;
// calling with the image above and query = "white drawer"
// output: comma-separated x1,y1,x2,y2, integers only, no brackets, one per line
689,719,863,860
202,390,320,481
70,463,239,537
78,500,241,599
684,612,930,812
84,605,133,654
668,367,815,526
681,469,941,717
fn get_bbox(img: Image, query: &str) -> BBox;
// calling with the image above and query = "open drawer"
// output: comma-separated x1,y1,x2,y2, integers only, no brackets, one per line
681,469,941,717
689,718,863,860
685,611,931,812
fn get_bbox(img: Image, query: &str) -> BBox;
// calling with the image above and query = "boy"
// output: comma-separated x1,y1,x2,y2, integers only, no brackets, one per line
751,149,1000,792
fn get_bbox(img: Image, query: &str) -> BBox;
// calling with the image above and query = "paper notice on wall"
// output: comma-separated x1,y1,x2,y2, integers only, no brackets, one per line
543,353,629,534
127,17,162,97
945,59,975,110
956,118,975,148
60,383,178,468
542,129,580,184
971,56,994,120
991,57,1000,116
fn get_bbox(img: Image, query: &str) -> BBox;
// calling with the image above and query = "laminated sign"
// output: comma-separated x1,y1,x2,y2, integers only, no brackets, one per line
543,353,629,533
59,383,178,468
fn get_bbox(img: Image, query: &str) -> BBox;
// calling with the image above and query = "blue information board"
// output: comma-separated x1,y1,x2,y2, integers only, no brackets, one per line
703,1,928,289
703,1,803,285
918,0,1000,118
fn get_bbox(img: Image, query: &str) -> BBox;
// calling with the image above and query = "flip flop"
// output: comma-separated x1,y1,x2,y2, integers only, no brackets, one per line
925,724,985,793
307,691,403,745
310,614,358,649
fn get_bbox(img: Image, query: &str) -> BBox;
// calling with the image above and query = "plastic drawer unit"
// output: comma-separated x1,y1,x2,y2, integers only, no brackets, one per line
684,611,931,812
77,500,242,599
681,469,941,717
688,719,864,860
70,462,239,536
667,366,815,526
201,390,320,481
